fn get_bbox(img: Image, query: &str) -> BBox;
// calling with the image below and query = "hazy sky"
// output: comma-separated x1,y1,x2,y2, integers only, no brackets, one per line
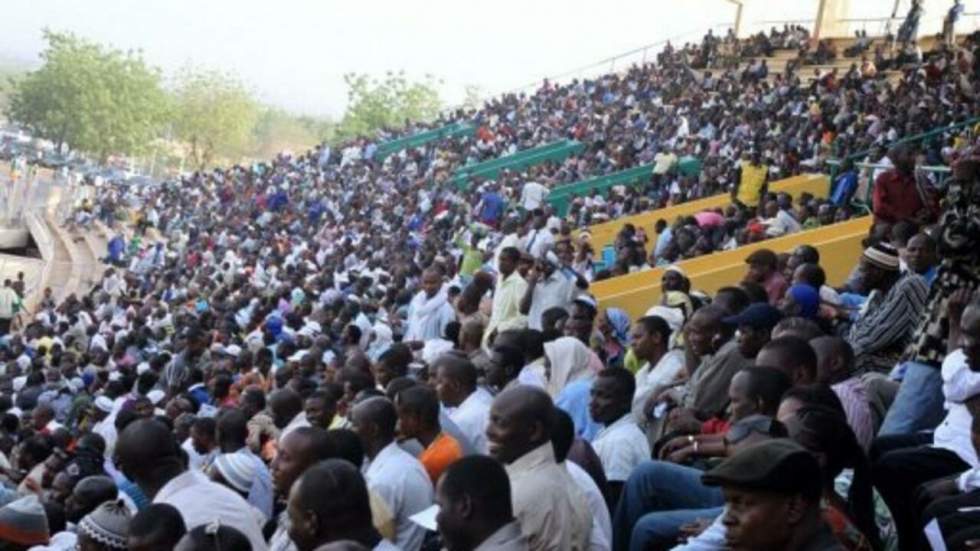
0,1,971,118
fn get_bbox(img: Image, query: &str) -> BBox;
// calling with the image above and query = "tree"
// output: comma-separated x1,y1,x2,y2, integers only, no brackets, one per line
335,71,443,142
171,66,259,170
250,108,322,160
462,84,486,111
5,30,168,161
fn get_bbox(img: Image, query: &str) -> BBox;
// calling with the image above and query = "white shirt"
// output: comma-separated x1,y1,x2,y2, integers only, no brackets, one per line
405,289,456,343
592,414,650,481
520,181,549,211
506,443,591,551
0,287,17,319
524,228,555,260
632,350,686,424
566,461,612,551
933,349,980,467
527,270,576,331
181,438,214,472
155,470,269,551
448,387,493,454
280,411,311,442
27,530,76,551
365,442,434,551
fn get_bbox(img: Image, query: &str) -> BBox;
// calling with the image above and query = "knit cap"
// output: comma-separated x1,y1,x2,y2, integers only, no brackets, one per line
213,451,258,494
78,499,131,549
0,494,49,545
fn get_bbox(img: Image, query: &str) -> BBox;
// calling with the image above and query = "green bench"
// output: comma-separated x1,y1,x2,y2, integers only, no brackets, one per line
374,121,476,160
451,140,585,190
547,163,654,217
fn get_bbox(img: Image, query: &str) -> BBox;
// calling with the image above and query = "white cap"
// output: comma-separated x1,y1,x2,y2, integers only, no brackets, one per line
94,396,114,414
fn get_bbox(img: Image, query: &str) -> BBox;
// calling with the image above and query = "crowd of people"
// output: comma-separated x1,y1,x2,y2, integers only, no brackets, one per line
0,16,979,551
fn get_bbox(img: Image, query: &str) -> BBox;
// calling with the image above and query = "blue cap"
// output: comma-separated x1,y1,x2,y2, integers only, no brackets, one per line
722,303,783,330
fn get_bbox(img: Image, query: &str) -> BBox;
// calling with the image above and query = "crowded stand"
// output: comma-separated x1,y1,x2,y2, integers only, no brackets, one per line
1,15,980,551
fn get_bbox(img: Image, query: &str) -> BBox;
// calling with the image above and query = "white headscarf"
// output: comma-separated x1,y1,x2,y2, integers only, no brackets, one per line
543,337,593,398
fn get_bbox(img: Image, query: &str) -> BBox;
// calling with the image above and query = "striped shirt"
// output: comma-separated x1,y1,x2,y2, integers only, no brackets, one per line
849,273,928,374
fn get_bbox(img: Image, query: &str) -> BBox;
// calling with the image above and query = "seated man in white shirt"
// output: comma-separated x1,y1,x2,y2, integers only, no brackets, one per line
434,354,493,454
872,298,980,550
589,367,650,506
487,386,592,551
352,397,433,551
115,419,268,551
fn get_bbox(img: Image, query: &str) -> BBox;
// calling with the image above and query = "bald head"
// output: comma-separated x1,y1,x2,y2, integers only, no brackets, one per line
809,336,855,385
116,419,180,484
486,386,554,464
270,388,304,429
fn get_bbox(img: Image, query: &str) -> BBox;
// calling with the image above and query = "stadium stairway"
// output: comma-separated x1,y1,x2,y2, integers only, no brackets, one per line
22,212,73,308
592,215,872,320
583,172,830,259
48,212,100,302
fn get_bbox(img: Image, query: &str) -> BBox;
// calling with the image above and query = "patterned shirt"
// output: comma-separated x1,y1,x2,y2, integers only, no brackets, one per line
849,273,928,374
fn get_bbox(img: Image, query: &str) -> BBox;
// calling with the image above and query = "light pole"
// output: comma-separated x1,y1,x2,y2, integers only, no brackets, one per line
725,0,744,37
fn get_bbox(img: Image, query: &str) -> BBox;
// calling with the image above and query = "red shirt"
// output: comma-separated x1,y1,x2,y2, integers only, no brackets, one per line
872,169,938,225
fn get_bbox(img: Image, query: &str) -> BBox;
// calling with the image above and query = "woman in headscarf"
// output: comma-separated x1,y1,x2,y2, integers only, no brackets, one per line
597,307,631,368
543,336,594,398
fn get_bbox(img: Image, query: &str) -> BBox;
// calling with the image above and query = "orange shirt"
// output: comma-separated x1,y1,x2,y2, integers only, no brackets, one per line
419,433,464,483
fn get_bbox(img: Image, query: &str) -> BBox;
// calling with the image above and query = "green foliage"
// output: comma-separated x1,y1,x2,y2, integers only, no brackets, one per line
171,66,259,170
250,108,335,160
335,71,443,142
5,30,168,161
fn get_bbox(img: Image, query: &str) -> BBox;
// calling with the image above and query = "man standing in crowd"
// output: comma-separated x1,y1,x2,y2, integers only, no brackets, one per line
352,397,433,551
872,143,938,227
486,247,528,344
405,268,456,344
434,355,492,455
0,279,20,336
520,251,579,331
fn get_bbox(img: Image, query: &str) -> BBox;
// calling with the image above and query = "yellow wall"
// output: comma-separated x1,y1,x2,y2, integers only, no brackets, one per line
583,173,830,254
593,216,872,320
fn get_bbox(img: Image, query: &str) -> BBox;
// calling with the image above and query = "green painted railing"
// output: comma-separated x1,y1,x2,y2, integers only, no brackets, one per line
826,115,980,213
829,116,980,179
451,140,585,190
375,121,476,160
547,164,653,217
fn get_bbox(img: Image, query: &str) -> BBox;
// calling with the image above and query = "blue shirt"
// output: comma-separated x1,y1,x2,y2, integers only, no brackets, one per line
479,192,505,224
556,379,602,442
831,171,858,206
